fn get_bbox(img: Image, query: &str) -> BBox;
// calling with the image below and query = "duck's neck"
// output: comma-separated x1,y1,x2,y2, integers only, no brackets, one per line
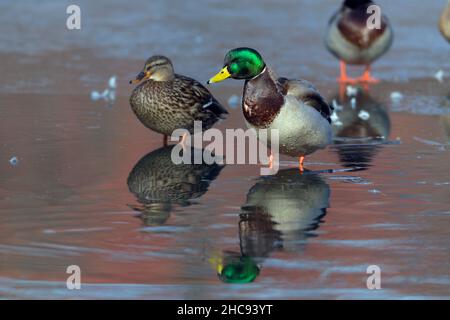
242,67,284,128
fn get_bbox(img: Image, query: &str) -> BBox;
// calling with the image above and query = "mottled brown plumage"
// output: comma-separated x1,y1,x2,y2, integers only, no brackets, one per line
127,145,224,225
127,145,224,205
130,56,228,136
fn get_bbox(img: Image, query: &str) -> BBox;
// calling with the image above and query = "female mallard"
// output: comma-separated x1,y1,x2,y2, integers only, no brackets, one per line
208,48,332,171
440,1,450,42
129,56,228,145
325,0,393,83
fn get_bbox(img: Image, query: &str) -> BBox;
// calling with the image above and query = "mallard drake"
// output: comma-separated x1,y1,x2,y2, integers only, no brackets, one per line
208,47,332,171
325,0,393,84
440,1,450,42
129,56,228,145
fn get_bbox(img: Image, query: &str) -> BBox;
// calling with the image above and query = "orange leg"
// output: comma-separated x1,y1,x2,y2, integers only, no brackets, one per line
163,135,168,146
299,156,305,173
337,61,357,84
356,65,379,84
338,83,346,101
269,153,274,169
181,133,188,149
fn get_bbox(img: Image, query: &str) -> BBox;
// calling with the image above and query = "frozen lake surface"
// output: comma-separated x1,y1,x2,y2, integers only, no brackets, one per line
0,0,449,299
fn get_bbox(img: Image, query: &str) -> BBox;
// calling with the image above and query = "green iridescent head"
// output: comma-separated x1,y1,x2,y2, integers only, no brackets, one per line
208,48,266,83
218,256,260,284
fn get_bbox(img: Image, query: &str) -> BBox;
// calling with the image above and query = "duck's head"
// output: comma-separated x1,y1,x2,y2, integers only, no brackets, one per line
219,257,260,284
343,0,373,9
209,252,260,283
208,47,266,84
129,55,174,84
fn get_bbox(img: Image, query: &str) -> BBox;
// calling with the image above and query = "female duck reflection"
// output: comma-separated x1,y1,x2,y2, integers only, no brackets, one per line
127,145,224,225
210,169,330,284
329,86,391,170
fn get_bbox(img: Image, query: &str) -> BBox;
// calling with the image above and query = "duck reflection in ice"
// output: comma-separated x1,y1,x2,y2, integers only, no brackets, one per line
330,86,391,170
127,145,224,225
213,169,330,283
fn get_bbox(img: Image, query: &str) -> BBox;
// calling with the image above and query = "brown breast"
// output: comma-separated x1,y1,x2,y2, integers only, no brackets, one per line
243,68,284,128
338,7,387,49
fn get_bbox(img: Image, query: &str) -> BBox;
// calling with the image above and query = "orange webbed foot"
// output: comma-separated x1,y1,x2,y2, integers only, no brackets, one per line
337,60,358,84
357,66,380,84
337,76,358,84
299,156,305,173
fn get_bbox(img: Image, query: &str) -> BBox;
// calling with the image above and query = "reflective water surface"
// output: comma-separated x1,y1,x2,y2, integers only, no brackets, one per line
0,0,450,299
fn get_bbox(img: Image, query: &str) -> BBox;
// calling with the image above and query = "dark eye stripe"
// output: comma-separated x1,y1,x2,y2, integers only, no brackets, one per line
149,61,169,69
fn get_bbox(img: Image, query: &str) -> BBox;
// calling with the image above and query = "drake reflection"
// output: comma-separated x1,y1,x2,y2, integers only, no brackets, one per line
330,86,391,170
214,169,330,283
127,145,224,225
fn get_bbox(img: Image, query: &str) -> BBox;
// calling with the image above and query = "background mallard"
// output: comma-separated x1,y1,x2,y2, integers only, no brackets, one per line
440,1,450,42
325,0,393,83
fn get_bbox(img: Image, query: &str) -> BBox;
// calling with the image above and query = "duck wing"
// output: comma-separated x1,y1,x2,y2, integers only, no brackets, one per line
174,75,228,120
278,77,333,124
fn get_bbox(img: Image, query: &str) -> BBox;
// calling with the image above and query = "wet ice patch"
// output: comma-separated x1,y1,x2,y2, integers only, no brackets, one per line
434,182,450,186
413,137,450,151
139,225,190,233
317,239,394,248
350,97,356,109
227,95,240,109
434,70,445,83
391,95,450,115
358,110,370,121
330,111,342,126
346,85,358,97
43,227,112,234
108,76,117,89
332,99,343,111
90,75,117,107
194,35,204,44
328,175,372,185
390,92,403,103
9,156,18,166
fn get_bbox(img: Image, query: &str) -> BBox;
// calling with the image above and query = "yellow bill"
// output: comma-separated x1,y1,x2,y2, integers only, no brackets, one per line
208,255,224,274
208,67,231,84
129,71,151,84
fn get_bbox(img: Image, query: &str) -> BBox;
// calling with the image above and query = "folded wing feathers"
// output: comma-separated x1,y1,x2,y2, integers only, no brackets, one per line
279,78,333,124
